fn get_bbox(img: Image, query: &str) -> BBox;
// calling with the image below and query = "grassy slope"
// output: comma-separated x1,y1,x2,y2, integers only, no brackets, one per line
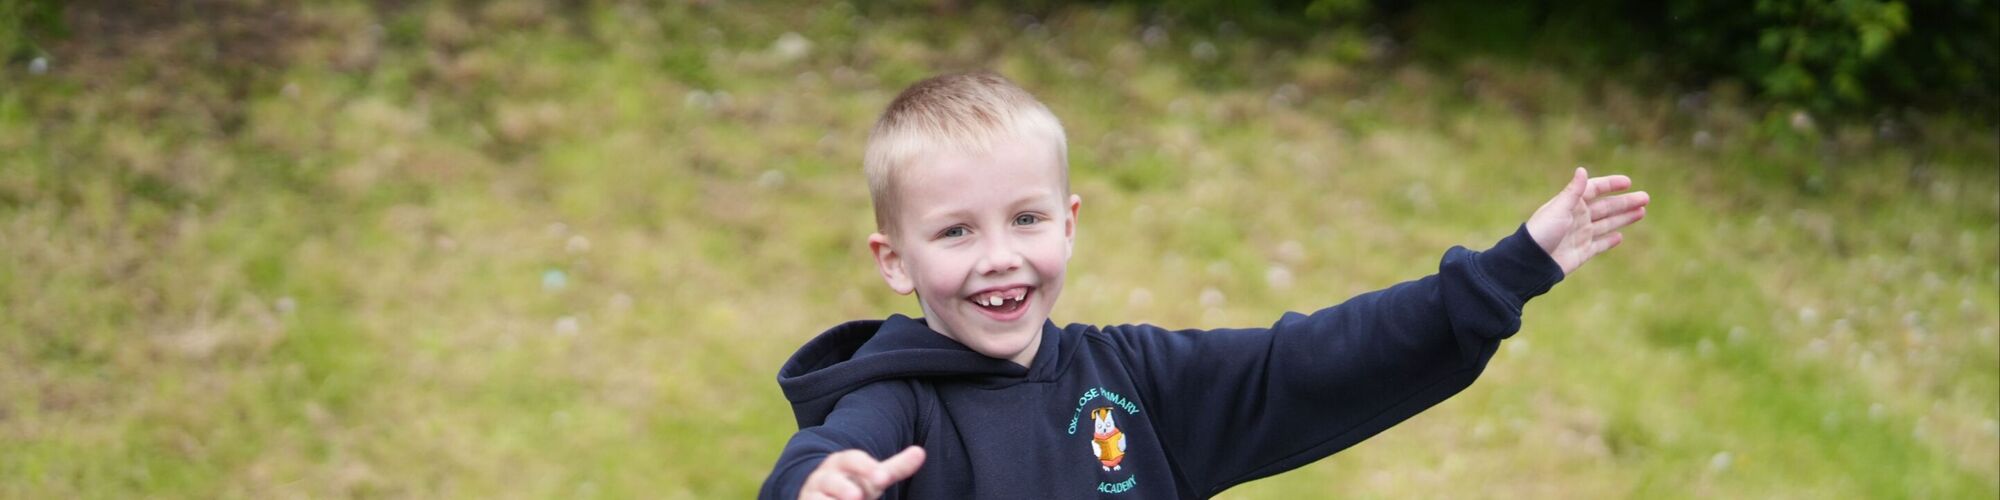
1,1,1994,498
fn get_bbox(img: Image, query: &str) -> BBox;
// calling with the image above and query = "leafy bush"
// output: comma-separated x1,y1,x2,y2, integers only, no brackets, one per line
1074,0,1998,117
1664,0,1996,114
0,0,63,62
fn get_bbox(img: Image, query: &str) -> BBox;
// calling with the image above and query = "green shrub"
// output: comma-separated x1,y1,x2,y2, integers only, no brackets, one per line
1664,0,1996,114
0,0,63,62
1055,0,1997,117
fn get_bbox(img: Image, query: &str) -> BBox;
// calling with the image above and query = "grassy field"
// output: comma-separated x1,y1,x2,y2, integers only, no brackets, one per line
2,1,1995,498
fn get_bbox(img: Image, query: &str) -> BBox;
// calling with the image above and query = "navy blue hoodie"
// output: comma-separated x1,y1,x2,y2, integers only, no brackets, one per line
762,226,1564,499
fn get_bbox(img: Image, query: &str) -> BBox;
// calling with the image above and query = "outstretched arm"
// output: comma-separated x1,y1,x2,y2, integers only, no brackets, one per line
796,446,925,500
1525,167,1649,275
1109,169,1644,492
762,383,926,500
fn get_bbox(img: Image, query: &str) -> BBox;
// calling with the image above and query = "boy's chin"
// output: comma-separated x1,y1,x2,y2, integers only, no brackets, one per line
951,318,1045,359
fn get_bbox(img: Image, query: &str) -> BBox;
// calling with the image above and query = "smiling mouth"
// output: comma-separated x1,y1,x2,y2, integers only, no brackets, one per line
967,286,1032,317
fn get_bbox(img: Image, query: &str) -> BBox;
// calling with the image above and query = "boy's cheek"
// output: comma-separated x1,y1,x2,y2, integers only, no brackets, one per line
915,263,965,300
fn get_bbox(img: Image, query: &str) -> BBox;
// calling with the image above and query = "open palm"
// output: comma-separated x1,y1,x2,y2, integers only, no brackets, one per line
1525,168,1649,275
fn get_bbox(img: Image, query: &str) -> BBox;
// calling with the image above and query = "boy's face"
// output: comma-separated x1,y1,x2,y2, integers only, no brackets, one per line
869,133,1080,368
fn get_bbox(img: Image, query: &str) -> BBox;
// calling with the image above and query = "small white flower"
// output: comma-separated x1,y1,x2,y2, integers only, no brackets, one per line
1127,288,1153,308
772,32,813,62
757,169,786,189
1265,265,1294,290
1191,41,1218,61
1199,287,1226,308
1276,240,1306,264
1141,25,1168,47
1789,111,1816,133
684,90,714,110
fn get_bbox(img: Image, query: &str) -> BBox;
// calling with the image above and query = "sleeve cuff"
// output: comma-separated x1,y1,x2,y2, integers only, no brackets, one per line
1473,224,1566,305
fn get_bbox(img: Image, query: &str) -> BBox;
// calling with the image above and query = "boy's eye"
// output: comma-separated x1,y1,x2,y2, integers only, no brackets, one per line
940,226,968,238
1014,214,1041,226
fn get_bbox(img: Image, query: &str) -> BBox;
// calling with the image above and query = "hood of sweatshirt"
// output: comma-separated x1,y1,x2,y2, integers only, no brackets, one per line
776,314,1066,428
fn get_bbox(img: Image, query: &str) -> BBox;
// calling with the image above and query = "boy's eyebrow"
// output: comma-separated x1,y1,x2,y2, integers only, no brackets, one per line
1005,190,1056,210
915,189,1057,226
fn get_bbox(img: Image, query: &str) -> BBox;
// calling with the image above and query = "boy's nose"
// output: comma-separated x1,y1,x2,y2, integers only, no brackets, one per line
975,238,1023,275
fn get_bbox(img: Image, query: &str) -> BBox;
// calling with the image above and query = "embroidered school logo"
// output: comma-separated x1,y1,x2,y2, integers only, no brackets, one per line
1065,386,1141,494
1089,407,1127,471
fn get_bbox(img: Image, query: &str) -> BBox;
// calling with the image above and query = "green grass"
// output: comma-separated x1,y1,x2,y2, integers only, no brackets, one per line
2,1,1995,498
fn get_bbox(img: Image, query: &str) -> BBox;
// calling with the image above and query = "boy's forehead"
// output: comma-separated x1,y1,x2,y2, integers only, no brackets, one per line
902,130,1059,178
893,135,1066,216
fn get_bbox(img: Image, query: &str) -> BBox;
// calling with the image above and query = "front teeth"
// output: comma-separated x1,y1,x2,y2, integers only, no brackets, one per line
977,289,1025,307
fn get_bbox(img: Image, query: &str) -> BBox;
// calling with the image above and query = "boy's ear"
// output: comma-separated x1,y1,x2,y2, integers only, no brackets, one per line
1064,194,1082,259
869,232,916,295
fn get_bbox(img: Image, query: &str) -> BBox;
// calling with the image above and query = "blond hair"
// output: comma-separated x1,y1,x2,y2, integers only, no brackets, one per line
863,71,1069,232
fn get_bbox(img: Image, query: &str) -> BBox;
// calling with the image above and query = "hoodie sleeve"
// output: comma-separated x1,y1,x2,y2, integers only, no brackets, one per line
1103,226,1563,495
760,381,920,500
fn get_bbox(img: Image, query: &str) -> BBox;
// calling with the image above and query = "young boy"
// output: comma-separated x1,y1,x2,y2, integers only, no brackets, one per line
761,71,1648,499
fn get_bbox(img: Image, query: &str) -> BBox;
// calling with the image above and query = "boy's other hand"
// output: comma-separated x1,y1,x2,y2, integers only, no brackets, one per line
800,446,926,500
1525,167,1649,275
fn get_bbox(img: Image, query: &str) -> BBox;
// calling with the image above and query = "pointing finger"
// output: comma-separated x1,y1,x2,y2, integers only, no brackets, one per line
824,450,878,476
821,451,883,496
872,446,928,488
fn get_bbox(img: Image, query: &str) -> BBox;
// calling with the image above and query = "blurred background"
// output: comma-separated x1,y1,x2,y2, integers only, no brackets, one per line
1,0,1995,497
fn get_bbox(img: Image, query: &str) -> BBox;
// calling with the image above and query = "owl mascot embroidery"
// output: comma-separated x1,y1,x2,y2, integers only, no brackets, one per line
1088,407,1127,471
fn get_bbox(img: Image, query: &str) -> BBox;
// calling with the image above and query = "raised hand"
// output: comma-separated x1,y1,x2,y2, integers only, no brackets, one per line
1524,167,1649,275
799,446,927,500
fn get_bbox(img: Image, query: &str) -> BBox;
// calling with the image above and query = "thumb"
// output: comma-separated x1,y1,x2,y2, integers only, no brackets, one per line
1528,167,1586,254
1565,167,1589,200
868,446,926,490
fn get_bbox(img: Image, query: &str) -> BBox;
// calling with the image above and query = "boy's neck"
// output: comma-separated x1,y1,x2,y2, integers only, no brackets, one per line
1009,337,1038,369
918,318,1040,369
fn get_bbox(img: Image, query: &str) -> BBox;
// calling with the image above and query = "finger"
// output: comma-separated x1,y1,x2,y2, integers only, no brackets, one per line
804,471,863,500
1578,167,1599,199
824,450,877,474
1568,168,1592,219
1587,191,1649,221
1547,167,1587,213
1590,232,1625,255
1585,175,1633,199
842,473,876,500
872,446,927,487
1591,206,1647,234
823,451,884,491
